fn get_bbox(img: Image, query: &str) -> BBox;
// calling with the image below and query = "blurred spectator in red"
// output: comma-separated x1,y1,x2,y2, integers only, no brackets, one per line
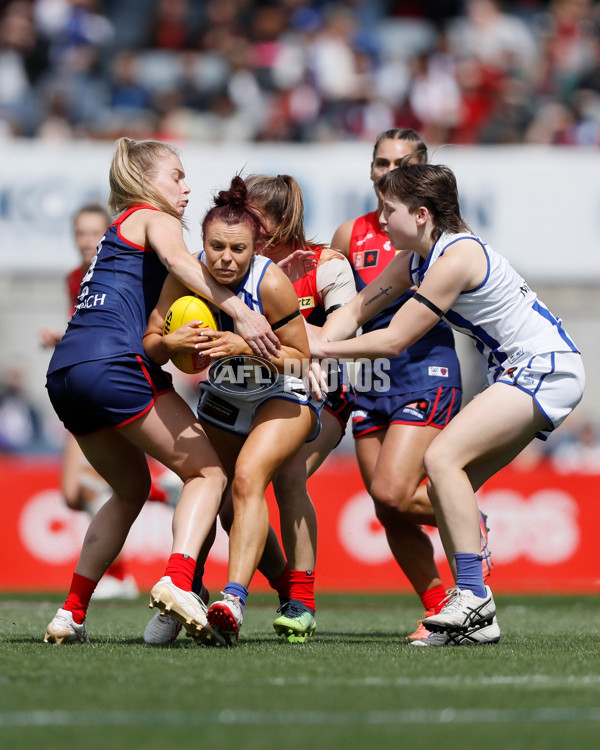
146,0,195,51
39,202,109,348
535,0,598,103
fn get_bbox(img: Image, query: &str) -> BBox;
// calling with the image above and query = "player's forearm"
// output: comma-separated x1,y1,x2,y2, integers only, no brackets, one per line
319,328,400,360
268,345,310,375
319,301,362,343
142,331,170,366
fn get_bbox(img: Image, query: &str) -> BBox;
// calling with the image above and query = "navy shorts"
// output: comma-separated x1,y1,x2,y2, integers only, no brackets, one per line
351,385,461,438
324,381,356,429
46,354,173,436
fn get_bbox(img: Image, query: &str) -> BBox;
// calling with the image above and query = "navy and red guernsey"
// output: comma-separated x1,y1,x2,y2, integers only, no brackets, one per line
48,205,168,374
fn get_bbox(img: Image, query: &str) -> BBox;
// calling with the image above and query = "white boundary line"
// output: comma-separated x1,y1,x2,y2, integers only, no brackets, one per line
1,708,600,728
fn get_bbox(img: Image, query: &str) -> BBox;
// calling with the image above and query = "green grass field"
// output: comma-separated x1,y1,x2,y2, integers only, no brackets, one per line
1,593,599,750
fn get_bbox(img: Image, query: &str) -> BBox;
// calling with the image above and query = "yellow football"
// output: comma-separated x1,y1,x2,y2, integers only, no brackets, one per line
163,295,218,374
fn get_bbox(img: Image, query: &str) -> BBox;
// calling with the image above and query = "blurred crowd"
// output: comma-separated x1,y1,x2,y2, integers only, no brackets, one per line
2,0,600,145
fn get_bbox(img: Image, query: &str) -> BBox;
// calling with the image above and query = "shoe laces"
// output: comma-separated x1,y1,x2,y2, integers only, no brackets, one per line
220,592,243,615
189,589,208,613
439,587,467,613
277,601,311,619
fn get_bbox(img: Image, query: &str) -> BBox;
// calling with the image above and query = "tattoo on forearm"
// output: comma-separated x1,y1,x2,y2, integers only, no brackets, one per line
365,286,393,306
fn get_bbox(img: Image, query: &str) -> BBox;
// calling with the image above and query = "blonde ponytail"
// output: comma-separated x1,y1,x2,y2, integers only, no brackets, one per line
108,138,185,224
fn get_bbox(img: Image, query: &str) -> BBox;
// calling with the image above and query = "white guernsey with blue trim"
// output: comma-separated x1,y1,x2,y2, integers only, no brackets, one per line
409,232,584,435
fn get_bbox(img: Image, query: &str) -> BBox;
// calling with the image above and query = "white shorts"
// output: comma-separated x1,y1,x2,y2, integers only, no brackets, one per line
197,373,323,441
491,351,585,438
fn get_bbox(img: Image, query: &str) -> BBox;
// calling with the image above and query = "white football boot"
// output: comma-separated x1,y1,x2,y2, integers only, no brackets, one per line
44,608,90,644
423,586,496,633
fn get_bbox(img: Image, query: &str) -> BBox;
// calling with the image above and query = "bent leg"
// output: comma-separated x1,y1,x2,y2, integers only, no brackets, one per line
425,383,548,578
121,390,227,559
356,424,442,596
272,411,342,570
73,428,151,581
227,401,315,588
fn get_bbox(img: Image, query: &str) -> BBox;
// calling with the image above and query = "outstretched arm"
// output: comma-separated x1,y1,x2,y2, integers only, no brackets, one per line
315,250,413,347
315,239,486,360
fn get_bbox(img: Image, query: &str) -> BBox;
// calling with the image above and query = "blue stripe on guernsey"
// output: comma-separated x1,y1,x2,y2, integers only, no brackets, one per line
235,260,270,316
459,240,491,293
443,308,507,367
532,301,579,352
197,251,272,331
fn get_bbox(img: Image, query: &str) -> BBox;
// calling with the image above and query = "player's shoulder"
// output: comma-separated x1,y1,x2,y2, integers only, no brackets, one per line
316,245,347,265
330,218,356,257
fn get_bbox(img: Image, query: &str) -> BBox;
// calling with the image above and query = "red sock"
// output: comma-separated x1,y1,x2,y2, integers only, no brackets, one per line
288,569,315,611
106,559,126,581
164,553,196,590
63,573,97,624
420,584,447,614
268,563,290,604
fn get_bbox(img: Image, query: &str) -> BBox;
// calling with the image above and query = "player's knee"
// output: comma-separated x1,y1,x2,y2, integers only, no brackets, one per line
180,462,227,495
231,464,262,506
370,476,414,515
423,442,452,486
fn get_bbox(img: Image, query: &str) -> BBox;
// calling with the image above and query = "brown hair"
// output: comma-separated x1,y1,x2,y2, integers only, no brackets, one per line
202,175,265,246
73,202,110,227
245,174,310,252
372,128,428,165
377,162,471,240
108,137,184,223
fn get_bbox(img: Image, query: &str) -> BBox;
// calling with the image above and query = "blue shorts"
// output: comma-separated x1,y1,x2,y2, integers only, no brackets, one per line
351,385,461,438
46,354,173,436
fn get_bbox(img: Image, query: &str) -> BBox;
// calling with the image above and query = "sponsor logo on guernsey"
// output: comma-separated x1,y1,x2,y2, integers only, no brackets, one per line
507,349,524,365
75,288,107,310
354,249,379,269
363,250,379,268
298,296,315,310
428,366,449,377
355,233,374,247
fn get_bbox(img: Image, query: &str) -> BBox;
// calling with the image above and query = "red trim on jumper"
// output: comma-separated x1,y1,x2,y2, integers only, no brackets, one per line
114,204,160,251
